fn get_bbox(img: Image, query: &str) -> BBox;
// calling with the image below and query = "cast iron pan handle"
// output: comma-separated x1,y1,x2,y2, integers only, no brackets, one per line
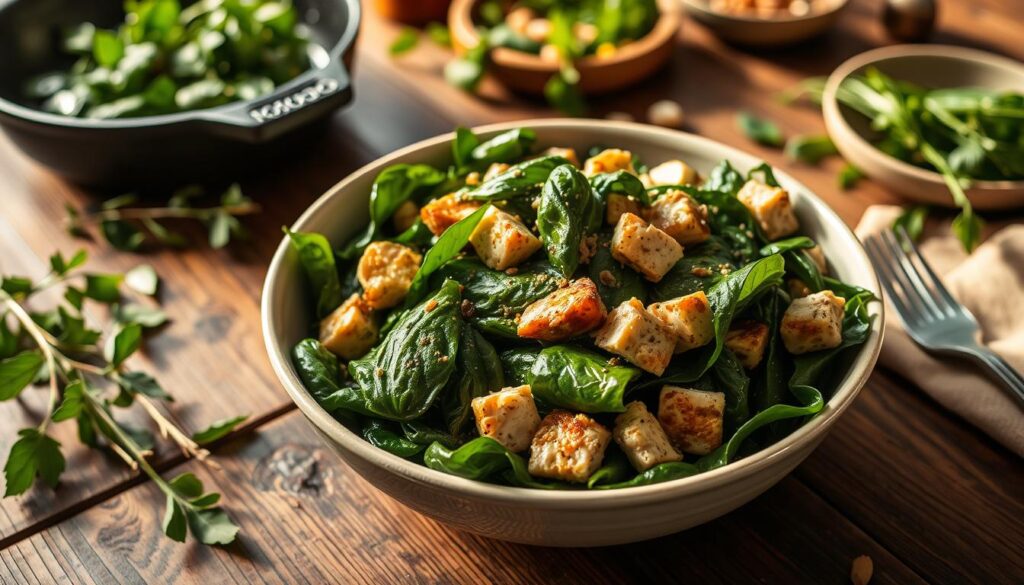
193,56,353,143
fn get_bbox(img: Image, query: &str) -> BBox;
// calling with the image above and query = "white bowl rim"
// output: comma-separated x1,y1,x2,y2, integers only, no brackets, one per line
683,0,849,24
261,118,884,509
822,44,1024,192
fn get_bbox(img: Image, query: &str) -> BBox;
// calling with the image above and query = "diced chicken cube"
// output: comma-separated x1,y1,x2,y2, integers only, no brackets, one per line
357,242,422,310
469,207,542,271
528,410,611,483
610,213,684,283
606,194,643,226
737,180,799,241
420,194,481,236
646,160,700,186
471,385,542,453
392,200,419,233
483,162,510,182
584,148,635,176
518,278,607,341
805,245,827,274
781,290,846,355
724,320,770,369
613,401,682,472
644,189,711,246
658,386,725,456
319,294,378,360
594,298,675,376
543,147,580,167
648,291,715,353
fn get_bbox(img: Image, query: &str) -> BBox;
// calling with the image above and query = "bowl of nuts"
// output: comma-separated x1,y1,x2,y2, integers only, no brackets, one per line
684,0,849,47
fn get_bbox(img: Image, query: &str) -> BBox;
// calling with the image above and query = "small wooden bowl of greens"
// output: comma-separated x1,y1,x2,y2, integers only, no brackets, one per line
823,45,1024,214
447,0,680,102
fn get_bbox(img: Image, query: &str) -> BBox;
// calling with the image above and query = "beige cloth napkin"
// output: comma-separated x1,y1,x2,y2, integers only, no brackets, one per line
855,206,1024,457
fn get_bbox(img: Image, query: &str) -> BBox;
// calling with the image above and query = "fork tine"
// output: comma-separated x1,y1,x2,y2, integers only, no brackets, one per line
894,226,963,318
865,236,924,329
880,229,946,322
872,232,935,325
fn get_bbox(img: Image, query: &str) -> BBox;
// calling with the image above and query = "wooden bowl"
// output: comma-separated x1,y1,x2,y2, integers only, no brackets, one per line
448,0,681,96
823,45,1024,211
683,0,848,47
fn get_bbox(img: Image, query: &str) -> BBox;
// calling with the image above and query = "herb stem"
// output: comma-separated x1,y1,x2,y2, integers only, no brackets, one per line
134,394,213,465
85,202,261,223
1,292,60,433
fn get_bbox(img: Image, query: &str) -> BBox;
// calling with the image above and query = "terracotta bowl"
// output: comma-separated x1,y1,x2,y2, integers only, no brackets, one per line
261,120,884,546
683,0,848,47
823,45,1024,211
448,0,681,96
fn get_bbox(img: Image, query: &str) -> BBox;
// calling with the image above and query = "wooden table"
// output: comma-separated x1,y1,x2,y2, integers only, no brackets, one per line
1,1,1022,583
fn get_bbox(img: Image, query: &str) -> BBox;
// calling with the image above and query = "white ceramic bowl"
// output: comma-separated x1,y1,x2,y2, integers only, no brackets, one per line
684,0,848,47
261,120,884,547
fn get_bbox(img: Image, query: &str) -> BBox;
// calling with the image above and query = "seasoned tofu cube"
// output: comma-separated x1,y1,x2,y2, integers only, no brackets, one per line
724,320,770,369
528,410,611,483
594,298,675,376
648,291,715,353
543,147,580,167
483,162,510,182
469,207,542,271
644,189,711,246
471,385,542,453
357,242,422,310
658,386,725,456
737,180,799,241
646,160,700,186
606,194,643,226
420,194,481,236
805,245,827,274
392,200,419,233
613,401,682,472
518,278,607,341
781,290,846,355
610,213,683,283
319,294,378,360
584,148,635,176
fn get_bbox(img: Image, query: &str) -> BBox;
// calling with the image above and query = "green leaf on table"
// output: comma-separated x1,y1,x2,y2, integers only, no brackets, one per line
892,206,929,242
3,429,65,496
737,111,784,147
162,495,188,542
169,472,204,499
107,323,143,367
191,414,249,444
389,27,419,56
84,273,123,303
114,304,169,328
52,380,86,422
952,209,984,252
285,228,344,319
119,371,171,400
185,507,239,545
125,264,159,295
0,351,45,401
101,220,146,251
785,135,837,164
208,211,232,248
426,22,451,47
838,163,864,190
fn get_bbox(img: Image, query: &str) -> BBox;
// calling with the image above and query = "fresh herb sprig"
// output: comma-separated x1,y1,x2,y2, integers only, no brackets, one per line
65,184,260,251
0,251,246,544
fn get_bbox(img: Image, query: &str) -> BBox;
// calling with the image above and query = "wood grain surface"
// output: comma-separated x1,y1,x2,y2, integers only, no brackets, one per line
0,0,1022,582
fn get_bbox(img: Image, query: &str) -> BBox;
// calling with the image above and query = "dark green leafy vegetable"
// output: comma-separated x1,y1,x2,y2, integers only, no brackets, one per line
350,280,463,421
589,232,646,307
785,135,838,164
465,156,572,202
524,345,640,413
589,170,650,206
537,164,601,277
292,339,370,419
423,437,555,489
363,419,424,458
838,164,864,190
737,111,784,147
404,205,491,308
286,229,343,318
442,326,505,436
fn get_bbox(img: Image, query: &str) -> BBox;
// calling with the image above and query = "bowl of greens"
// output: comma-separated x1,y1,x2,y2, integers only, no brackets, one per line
823,45,1024,221
446,0,679,107
262,119,883,546
0,0,359,185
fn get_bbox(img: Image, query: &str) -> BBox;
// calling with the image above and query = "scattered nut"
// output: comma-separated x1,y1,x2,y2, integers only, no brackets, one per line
850,555,873,585
605,111,635,122
647,99,685,128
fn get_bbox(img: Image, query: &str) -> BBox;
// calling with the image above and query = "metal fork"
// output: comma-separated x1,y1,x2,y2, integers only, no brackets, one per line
865,226,1024,407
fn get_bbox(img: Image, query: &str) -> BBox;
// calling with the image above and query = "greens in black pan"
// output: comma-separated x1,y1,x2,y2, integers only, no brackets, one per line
287,127,875,489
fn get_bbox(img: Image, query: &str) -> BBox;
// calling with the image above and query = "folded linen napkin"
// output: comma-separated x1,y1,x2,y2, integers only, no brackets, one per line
855,205,1024,457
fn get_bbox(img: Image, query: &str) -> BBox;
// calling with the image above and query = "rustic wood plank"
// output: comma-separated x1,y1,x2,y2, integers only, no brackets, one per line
796,369,1024,584
0,50,456,543
0,412,924,585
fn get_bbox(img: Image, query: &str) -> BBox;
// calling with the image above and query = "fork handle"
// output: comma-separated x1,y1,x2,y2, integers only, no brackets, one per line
960,346,1024,408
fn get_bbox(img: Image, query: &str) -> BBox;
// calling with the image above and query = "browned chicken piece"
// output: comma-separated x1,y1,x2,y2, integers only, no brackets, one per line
517,278,607,341
420,193,481,236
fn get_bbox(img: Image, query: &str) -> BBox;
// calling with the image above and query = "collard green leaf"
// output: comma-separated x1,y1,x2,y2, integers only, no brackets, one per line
711,349,750,433
191,414,248,444
285,228,343,319
650,235,735,302
452,127,481,172
589,170,649,206
591,461,699,489
423,437,556,489
3,429,65,496
0,351,45,401
291,339,371,418
434,257,560,329
537,164,601,277
349,280,463,421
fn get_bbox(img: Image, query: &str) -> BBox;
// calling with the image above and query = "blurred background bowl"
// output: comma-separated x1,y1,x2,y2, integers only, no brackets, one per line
449,0,681,96
0,0,360,187
823,44,1024,211
683,0,848,47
